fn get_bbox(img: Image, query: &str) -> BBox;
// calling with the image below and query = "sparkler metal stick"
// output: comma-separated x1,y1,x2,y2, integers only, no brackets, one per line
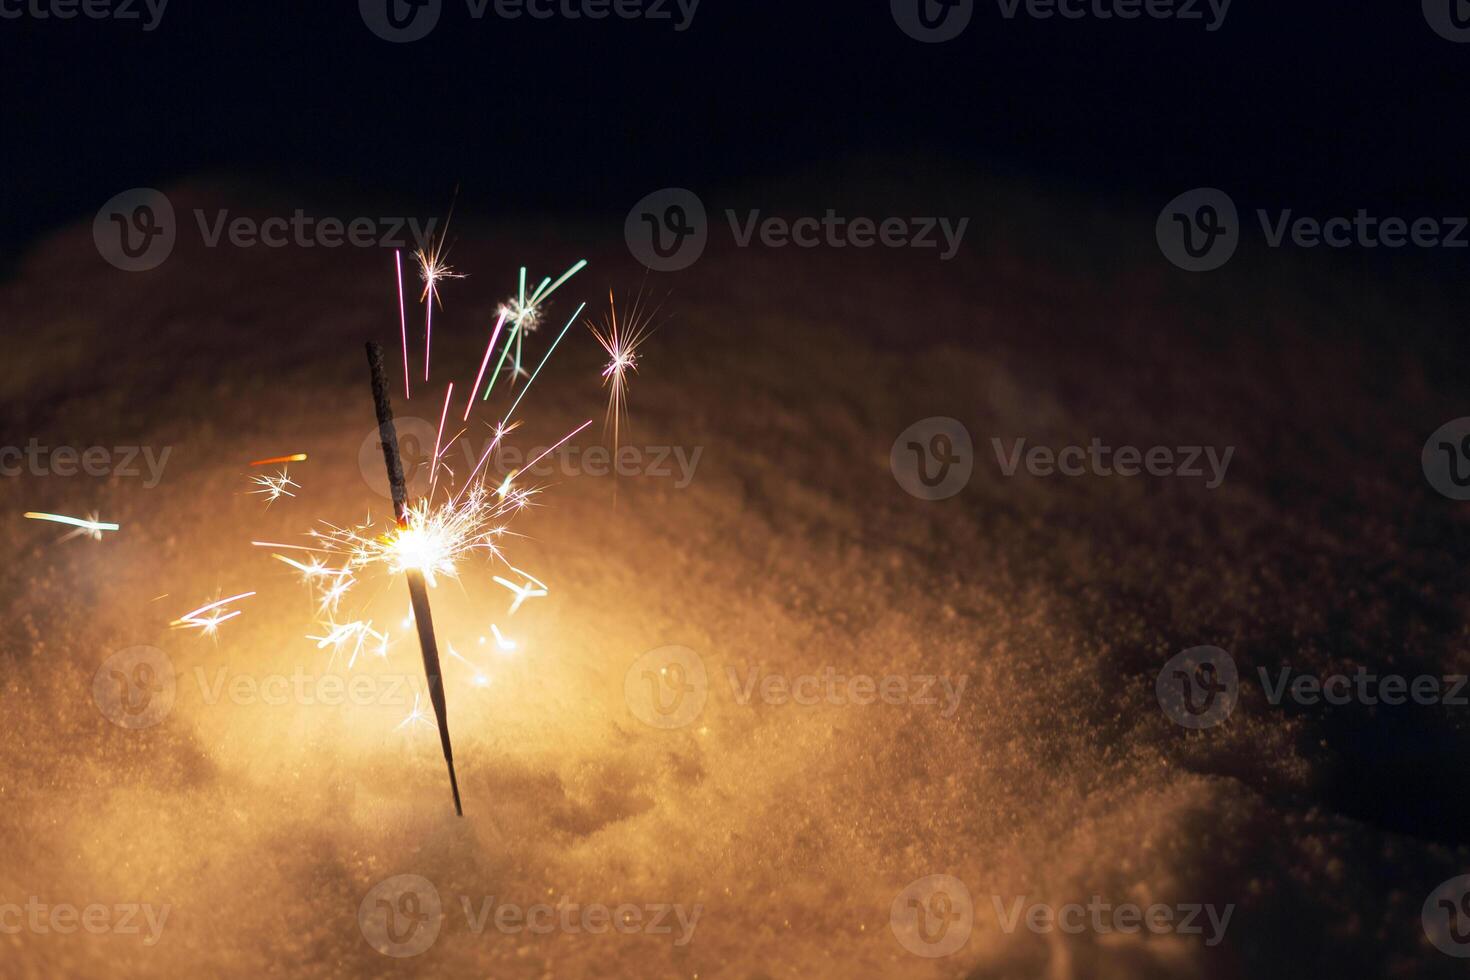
366,341,463,817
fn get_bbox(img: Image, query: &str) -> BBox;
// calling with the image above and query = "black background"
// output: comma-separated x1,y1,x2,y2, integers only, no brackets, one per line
3,1,1468,256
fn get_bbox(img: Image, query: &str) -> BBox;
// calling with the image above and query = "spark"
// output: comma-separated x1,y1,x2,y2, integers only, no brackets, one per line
397,692,432,731
491,569,547,615
171,591,255,635
396,250,411,399
446,643,492,687
490,624,517,652
249,468,299,506
308,620,388,669
249,453,308,466
416,238,465,383
483,260,588,399
23,511,119,541
586,289,657,463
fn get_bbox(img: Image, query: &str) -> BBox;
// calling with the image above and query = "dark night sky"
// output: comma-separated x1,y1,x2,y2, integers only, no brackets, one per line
3,1,1469,253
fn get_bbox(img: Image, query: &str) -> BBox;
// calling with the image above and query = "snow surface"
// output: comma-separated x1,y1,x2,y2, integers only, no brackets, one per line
2,176,1468,978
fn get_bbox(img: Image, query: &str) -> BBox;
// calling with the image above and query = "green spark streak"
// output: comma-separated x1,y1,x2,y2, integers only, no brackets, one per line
500,303,585,427
481,260,590,401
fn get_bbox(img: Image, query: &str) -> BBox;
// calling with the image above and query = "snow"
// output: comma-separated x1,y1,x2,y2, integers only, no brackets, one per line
1,177,1468,978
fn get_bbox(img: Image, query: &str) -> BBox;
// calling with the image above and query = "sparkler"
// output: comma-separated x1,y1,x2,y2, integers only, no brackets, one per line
367,340,463,815
244,248,625,816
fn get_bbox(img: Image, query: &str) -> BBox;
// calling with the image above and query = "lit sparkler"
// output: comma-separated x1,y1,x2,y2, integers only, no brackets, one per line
254,250,625,816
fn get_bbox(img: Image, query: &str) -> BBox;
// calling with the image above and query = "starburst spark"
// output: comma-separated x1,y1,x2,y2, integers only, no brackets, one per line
415,239,465,383
586,289,657,463
171,591,256,635
308,619,389,669
248,468,299,506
